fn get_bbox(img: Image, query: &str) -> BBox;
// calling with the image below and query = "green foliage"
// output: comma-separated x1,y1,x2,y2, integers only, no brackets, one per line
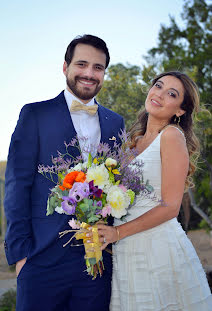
0,162,6,180
0,289,16,311
97,63,146,129
198,219,211,232
141,0,212,221
96,0,212,226
126,189,135,204
77,198,101,224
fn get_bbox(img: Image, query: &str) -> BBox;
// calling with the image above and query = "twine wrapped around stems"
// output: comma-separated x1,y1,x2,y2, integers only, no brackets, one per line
59,222,104,279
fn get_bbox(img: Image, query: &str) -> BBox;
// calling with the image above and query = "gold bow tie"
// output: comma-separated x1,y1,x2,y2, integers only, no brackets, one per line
70,100,98,116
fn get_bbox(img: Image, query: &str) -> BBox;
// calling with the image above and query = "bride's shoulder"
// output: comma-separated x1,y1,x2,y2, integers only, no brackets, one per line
160,125,187,149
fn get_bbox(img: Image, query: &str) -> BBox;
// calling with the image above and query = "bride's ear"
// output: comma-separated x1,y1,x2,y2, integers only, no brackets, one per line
176,108,186,117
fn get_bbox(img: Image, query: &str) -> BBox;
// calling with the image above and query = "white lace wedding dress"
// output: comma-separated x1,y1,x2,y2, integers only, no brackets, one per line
110,127,212,311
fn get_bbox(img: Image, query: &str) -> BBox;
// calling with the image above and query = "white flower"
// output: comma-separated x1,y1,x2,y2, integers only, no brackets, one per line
55,206,65,214
86,163,110,189
105,158,117,168
107,185,131,218
68,162,87,172
68,218,81,229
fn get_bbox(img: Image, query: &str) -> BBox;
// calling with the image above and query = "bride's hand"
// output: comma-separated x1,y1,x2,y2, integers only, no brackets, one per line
97,224,119,250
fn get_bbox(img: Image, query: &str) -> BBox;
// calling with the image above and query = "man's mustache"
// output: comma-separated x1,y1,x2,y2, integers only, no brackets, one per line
75,76,100,84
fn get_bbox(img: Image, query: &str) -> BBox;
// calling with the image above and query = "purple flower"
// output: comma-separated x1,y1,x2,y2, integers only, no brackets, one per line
97,143,111,154
96,201,102,208
89,180,103,198
69,182,90,202
95,201,103,215
61,197,77,215
64,138,78,148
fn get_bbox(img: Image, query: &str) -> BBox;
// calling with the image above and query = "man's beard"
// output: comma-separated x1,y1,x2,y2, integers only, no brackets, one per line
66,76,102,100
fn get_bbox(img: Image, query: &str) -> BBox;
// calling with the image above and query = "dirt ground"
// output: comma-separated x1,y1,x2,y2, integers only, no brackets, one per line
0,229,212,280
187,229,212,272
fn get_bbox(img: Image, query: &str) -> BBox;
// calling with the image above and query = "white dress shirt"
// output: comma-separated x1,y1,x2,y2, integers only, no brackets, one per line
64,89,101,161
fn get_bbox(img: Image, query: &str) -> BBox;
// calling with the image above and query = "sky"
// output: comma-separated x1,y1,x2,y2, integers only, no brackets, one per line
0,0,185,161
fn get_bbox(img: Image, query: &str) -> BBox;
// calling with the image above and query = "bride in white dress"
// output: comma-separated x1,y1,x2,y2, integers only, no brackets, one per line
97,71,212,310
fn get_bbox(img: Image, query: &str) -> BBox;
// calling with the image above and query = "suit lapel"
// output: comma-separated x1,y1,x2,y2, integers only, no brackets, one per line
96,100,110,144
54,91,80,158
96,100,123,149
55,91,77,137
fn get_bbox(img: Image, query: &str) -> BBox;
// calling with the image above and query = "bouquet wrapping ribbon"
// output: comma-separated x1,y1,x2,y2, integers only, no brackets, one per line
75,222,102,263
60,222,104,279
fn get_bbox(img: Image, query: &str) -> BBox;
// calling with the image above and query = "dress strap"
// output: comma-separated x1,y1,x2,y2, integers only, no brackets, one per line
159,125,185,138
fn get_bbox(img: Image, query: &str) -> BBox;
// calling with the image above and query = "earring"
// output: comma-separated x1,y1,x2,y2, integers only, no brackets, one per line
174,115,180,125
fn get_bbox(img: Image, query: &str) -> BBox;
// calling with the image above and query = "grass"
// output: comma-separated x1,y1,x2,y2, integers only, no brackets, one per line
0,289,16,311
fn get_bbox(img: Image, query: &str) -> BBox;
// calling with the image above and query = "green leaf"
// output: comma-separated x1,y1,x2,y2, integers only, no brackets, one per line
58,172,65,183
87,153,93,168
145,180,154,193
88,215,100,223
88,257,97,265
126,189,135,204
46,197,56,216
109,171,115,183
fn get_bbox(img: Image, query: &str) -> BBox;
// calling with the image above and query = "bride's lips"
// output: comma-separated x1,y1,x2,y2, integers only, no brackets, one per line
151,99,162,107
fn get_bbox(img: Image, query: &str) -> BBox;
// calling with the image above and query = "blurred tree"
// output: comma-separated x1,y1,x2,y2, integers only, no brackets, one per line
97,63,146,129
141,0,212,224
0,161,6,180
97,0,211,227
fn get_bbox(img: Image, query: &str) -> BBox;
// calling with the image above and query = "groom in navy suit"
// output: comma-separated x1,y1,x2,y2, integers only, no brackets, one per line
4,34,124,311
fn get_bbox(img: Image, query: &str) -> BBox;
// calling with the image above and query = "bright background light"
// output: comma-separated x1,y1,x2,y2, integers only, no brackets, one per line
0,0,184,160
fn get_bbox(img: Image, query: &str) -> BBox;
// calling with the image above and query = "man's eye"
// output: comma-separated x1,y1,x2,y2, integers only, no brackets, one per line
78,63,85,67
95,66,103,71
155,83,161,88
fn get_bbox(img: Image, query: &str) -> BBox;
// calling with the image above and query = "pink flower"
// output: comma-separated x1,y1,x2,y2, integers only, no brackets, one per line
118,184,127,192
68,218,81,229
101,204,112,218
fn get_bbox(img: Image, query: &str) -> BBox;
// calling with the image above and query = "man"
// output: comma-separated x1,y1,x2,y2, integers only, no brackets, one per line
4,34,124,311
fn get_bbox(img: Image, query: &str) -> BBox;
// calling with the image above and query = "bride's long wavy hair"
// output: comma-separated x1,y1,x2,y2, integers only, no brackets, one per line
129,71,200,189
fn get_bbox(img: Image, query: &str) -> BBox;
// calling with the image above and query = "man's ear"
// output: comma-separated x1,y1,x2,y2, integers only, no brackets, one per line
63,61,68,75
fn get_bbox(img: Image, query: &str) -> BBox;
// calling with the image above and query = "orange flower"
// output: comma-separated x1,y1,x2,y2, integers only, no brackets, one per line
59,171,86,190
75,171,86,182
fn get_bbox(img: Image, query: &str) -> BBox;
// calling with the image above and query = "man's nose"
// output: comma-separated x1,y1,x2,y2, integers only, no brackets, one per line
83,66,95,78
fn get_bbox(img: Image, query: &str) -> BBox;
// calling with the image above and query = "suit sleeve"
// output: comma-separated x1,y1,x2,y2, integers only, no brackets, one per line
120,116,125,132
4,104,39,265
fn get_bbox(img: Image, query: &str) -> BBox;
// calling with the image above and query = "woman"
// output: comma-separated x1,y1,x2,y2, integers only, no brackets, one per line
97,72,212,310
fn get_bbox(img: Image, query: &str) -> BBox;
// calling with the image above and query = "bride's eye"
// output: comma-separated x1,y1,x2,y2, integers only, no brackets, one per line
168,91,176,98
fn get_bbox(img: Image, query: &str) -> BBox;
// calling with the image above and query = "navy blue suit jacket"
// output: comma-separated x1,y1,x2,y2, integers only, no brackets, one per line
4,91,125,266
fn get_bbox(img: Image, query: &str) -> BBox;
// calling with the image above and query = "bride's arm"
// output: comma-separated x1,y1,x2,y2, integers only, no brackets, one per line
98,127,189,248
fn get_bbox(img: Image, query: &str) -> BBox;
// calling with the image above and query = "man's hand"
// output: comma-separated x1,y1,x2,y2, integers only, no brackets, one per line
16,257,27,277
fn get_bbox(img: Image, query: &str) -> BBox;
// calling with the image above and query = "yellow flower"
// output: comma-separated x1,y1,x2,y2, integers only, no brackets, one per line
107,185,131,218
86,164,110,189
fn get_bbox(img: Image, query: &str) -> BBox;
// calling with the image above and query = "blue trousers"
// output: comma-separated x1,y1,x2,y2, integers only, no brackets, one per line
16,246,112,311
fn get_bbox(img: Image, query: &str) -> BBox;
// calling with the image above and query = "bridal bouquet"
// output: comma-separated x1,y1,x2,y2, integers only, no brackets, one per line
38,131,153,279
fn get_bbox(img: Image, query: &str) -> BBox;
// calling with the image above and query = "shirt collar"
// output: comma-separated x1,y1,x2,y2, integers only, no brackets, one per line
64,88,95,111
